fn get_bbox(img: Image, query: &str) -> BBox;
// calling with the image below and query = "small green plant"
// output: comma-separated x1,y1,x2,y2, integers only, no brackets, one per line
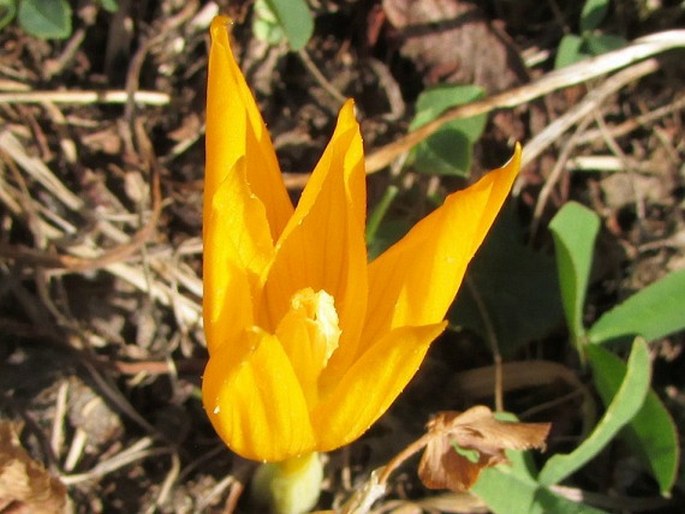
0,0,117,40
555,0,627,68
408,84,487,177
471,201,681,512
0,0,15,30
252,0,313,50
550,202,681,495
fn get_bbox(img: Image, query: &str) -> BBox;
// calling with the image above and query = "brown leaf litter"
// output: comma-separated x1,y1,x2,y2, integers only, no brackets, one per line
0,421,70,514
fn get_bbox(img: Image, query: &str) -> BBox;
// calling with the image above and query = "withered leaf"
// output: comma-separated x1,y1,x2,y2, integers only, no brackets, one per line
418,406,551,492
0,421,70,514
80,125,122,155
382,0,528,93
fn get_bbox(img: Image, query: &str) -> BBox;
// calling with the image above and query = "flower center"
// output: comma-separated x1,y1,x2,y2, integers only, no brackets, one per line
289,288,341,365
275,288,341,405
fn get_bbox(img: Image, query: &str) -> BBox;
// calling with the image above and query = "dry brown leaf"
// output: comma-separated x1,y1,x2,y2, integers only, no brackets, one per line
418,406,550,492
0,421,70,514
166,113,202,143
80,125,122,155
382,0,528,93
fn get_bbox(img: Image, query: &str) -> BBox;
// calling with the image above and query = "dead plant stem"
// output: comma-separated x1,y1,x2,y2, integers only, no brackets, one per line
365,30,685,173
528,58,660,237
0,90,169,105
465,276,503,411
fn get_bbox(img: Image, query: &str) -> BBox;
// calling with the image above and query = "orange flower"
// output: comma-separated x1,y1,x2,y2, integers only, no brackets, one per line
202,16,521,462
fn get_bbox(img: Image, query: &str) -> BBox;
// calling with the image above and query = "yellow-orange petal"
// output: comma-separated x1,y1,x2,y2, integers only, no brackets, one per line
203,158,273,354
363,144,521,344
260,100,368,346
206,16,293,241
202,327,317,462
313,322,446,452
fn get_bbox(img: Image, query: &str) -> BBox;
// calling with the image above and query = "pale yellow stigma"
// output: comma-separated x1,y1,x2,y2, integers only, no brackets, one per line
275,288,342,406
290,288,341,365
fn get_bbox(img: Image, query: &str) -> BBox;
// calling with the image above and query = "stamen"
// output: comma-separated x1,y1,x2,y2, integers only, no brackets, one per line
290,288,341,365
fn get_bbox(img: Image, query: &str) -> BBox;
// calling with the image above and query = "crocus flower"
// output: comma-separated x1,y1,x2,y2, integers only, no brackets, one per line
202,15,521,464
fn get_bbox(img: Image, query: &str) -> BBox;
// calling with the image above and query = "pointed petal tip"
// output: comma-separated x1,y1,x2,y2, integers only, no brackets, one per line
337,98,360,132
341,97,356,112
480,141,522,198
501,141,522,179
210,15,232,42
510,141,522,170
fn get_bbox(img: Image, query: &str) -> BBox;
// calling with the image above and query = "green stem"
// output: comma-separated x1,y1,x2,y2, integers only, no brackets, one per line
251,452,323,514
366,184,399,245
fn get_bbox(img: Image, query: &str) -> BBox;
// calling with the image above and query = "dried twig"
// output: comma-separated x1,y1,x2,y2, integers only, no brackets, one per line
575,94,685,146
0,90,169,105
145,452,181,514
364,30,685,173
527,57,662,236
298,48,348,107
60,436,169,485
519,58,661,172
465,276,503,411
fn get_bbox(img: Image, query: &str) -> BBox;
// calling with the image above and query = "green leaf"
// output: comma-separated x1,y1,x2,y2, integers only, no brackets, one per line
18,0,71,39
549,202,600,345
472,450,539,514
263,0,313,50
453,442,480,463
538,338,651,486
588,269,685,344
412,129,473,176
587,344,679,495
554,34,587,69
580,0,610,32
451,207,564,355
0,0,17,31
253,0,286,45
410,85,485,136
98,0,119,13
474,450,608,514
409,85,486,176
585,33,626,55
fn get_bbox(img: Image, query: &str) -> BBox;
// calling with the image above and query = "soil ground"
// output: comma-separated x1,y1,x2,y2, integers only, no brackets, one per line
1,1,684,513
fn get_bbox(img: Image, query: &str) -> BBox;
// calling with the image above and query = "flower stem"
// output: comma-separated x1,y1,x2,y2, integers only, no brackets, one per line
251,452,323,514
